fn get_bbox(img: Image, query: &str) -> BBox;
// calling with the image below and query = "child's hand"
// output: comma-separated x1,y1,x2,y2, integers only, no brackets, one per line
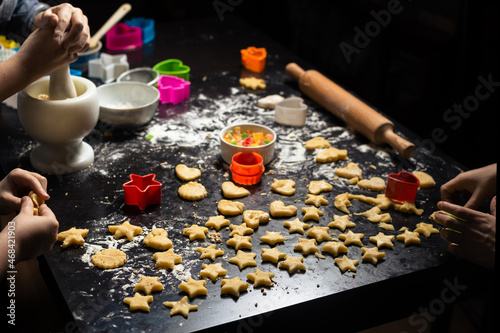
0,168,49,215
10,197,59,264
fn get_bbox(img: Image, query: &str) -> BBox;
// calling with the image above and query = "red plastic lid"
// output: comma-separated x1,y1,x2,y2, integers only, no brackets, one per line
385,171,420,202
230,152,265,185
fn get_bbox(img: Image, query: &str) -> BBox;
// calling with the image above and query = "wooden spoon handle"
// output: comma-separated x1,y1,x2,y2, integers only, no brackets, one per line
88,3,132,49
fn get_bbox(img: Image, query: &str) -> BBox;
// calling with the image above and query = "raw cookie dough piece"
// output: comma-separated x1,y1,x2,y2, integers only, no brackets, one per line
393,201,424,216
278,255,306,274
257,94,284,108
308,180,333,195
57,227,88,248
379,222,395,231
322,241,348,257
305,137,331,150
335,162,362,179
271,179,296,195
178,182,207,201
200,263,227,281
164,296,198,318
338,230,364,246
361,247,386,265
226,235,252,250
261,247,286,263
196,244,224,261
229,223,254,237
109,221,143,241
221,277,249,297
357,177,386,192
354,207,392,223
305,194,329,207
269,200,297,217
260,231,286,246
179,278,207,299
28,191,44,215
294,238,319,255
328,215,356,232
306,226,331,242
206,215,230,231
222,181,250,199
218,200,245,215
228,250,257,270
92,249,126,269
414,222,439,237
143,228,172,250
243,210,270,228
183,225,209,241
134,275,164,294
302,206,324,221
284,218,311,234
247,269,275,287
123,293,153,312
316,147,348,163
334,255,359,273
348,193,393,210
397,230,421,246
334,193,352,214
153,249,182,269
369,232,395,248
239,77,266,90
414,171,436,188
175,164,201,181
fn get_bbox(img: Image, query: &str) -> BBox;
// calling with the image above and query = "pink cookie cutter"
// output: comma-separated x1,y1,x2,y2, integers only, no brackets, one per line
106,23,143,51
385,171,420,203
123,174,162,210
157,75,191,104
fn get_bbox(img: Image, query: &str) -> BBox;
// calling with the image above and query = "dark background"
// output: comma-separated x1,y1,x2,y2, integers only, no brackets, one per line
66,0,498,170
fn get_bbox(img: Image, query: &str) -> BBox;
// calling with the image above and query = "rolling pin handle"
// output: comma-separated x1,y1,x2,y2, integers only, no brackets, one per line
285,63,306,82
381,129,416,159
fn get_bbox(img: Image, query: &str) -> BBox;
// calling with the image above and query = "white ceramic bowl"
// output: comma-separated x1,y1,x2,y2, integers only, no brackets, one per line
97,82,159,127
219,123,276,165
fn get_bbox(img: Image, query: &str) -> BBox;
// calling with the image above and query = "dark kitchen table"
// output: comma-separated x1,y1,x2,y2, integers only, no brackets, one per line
1,16,491,333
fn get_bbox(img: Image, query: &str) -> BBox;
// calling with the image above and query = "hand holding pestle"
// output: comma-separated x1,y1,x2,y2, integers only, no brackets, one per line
48,65,77,100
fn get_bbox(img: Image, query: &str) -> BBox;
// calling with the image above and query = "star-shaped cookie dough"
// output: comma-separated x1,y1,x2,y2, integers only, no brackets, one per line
334,255,359,273
247,269,275,287
57,227,89,248
302,206,324,221
307,180,333,195
338,230,364,246
414,222,439,237
369,232,395,248
243,210,270,228
279,256,306,274
229,223,254,237
328,215,356,232
123,293,153,312
283,218,311,234
226,235,252,250
294,238,319,255
134,275,164,294
361,247,386,265
260,231,286,246
143,228,173,250
228,250,257,270
153,249,182,269
304,194,329,207
261,247,286,263
321,241,348,257
179,278,207,299
196,244,224,261
163,296,198,318
221,277,249,297
183,224,209,241
108,221,142,241
200,263,228,281
239,77,266,90
397,230,421,246
205,215,230,231
306,226,331,242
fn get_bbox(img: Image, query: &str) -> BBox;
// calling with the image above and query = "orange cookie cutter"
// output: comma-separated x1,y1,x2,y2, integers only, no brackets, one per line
230,152,265,185
123,174,162,210
241,47,267,73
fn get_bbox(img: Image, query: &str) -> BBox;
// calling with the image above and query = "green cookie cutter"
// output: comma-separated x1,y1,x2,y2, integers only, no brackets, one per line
153,59,190,81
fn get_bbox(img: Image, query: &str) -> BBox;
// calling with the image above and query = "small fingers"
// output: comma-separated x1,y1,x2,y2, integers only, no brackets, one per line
440,228,464,244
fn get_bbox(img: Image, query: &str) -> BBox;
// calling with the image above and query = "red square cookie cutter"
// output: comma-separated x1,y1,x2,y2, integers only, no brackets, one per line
241,47,267,73
123,174,162,210
385,171,420,202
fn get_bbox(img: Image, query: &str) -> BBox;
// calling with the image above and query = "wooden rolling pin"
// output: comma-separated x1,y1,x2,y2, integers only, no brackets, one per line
286,63,415,158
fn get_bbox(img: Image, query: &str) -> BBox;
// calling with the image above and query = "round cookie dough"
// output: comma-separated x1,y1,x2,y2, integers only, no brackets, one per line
178,182,207,200
92,248,126,269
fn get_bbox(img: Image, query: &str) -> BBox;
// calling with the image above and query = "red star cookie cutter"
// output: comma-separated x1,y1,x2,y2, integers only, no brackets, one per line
385,171,420,202
123,174,162,210
241,47,267,73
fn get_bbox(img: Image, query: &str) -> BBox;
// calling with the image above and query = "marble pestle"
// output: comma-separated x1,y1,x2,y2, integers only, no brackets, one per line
48,65,77,100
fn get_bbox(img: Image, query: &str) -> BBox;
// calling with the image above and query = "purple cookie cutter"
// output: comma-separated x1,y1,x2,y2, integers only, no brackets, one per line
157,75,191,104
